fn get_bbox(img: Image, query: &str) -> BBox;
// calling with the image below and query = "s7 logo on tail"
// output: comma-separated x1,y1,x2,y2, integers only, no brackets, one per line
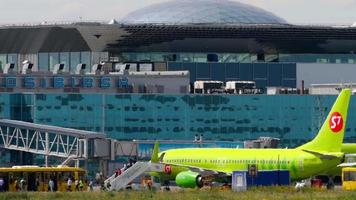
329,112,343,133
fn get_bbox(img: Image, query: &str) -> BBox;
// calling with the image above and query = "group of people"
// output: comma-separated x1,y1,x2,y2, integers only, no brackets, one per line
0,176,91,192
13,178,27,191
114,159,137,178
45,177,85,192
65,178,84,192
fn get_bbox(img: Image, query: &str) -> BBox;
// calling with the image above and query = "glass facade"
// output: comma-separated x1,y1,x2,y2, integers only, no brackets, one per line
7,54,18,71
168,62,296,88
0,54,6,72
38,52,91,73
121,52,258,63
279,54,356,64
0,93,355,148
49,53,59,72
80,52,91,72
70,52,81,74
59,52,70,72
121,0,287,24
38,53,49,72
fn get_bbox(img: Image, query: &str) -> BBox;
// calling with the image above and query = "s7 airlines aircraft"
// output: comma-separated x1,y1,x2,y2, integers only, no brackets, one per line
150,89,351,188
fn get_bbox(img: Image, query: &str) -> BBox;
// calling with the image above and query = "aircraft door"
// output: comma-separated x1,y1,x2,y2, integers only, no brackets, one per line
298,157,304,172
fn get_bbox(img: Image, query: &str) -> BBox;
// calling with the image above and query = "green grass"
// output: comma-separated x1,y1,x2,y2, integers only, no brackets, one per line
1,187,356,200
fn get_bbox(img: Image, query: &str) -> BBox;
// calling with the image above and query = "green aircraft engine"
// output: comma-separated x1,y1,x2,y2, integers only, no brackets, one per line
175,171,203,188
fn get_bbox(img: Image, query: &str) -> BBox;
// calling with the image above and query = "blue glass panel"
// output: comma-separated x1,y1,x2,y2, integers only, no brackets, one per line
225,63,239,79
60,52,70,72
268,64,282,86
70,52,81,74
211,63,225,81
80,52,91,70
167,62,182,71
283,64,296,79
282,80,296,88
0,54,6,72
38,53,49,72
196,63,210,79
253,63,267,79
254,80,268,88
239,63,253,80
184,63,197,83
7,54,18,71
49,53,59,72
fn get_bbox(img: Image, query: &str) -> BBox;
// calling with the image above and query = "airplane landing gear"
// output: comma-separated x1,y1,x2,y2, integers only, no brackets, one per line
326,176,335,190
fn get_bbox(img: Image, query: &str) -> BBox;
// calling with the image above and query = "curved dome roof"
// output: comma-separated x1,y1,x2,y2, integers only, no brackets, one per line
121,0,287,25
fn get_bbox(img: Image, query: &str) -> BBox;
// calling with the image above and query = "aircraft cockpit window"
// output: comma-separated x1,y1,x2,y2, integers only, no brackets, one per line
159,153,165,162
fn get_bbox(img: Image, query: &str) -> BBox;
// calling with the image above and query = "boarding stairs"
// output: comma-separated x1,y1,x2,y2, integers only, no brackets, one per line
105,161,164,191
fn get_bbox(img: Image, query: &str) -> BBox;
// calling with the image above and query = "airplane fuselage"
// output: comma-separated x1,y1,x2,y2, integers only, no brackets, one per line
160,148,343,181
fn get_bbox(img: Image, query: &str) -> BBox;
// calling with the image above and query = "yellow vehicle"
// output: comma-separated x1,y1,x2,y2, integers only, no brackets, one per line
342,167,356,190
0,166,87,192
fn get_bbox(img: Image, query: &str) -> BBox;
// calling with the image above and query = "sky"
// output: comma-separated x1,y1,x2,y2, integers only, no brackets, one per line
1,0,356,25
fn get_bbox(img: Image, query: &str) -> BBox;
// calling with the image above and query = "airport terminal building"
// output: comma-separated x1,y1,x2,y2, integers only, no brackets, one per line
1,0,356,168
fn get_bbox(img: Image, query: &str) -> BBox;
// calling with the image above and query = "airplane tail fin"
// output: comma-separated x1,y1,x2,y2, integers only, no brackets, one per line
297,88,351,153
150,141,159,162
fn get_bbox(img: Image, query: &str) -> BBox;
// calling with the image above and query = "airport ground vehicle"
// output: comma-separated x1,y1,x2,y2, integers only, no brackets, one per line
342,167,356,190
0,166,86,192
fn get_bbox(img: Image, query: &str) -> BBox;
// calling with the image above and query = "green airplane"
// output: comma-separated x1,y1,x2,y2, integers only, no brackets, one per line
150,89,351,188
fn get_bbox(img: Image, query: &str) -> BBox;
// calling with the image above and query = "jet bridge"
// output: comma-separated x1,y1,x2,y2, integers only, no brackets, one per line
0,119,107,166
